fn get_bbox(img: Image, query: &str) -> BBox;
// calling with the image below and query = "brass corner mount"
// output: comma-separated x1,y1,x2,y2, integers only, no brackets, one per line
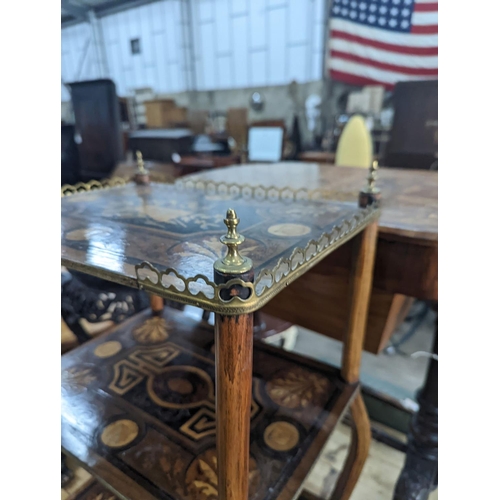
359,160,382,208
214,208,253,274
365,160,380,194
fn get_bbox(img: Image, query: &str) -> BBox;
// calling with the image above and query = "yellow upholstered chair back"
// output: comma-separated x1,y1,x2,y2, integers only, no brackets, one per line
335,115,373,168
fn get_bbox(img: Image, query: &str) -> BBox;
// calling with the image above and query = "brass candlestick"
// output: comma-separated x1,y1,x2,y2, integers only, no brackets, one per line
133,150,150,185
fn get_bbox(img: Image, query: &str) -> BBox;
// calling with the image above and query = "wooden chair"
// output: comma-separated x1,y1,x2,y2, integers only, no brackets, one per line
335,115,373,169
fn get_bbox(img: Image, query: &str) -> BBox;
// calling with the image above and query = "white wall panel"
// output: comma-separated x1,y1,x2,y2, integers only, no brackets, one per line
199,22,217,90
231,14,249,88
214,0,231,53
230,0,247,17
250,50,267,86
61,0,325,99
216,54,233,88
268,6,287,85
289,1,309,44
288,44,308,82
248,0,266,50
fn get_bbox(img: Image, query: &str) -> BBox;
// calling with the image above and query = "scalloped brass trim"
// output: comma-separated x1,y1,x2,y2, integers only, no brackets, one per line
61,177,128,197
133,204,379,314
61,177,380,314
174,178,328,201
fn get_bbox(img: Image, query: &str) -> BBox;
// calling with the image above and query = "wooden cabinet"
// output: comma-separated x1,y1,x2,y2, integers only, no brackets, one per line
144,99,187,128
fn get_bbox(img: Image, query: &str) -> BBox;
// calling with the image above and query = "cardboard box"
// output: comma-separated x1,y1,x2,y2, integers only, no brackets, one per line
144,99,177,128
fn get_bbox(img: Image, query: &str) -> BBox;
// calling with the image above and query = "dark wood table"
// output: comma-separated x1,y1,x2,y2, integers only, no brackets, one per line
173,154,240,176
185,162,438,500
127,129,193,162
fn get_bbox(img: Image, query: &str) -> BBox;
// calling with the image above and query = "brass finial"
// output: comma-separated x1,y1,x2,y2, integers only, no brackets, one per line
359,160,381,207
214,209,253,274
365,160,380,194
133,150,150,185
136,150,147,174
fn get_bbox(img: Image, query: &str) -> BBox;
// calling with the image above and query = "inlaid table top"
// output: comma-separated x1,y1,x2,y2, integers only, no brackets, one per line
62,306,356,500
185,163,438,243
61,179,379,314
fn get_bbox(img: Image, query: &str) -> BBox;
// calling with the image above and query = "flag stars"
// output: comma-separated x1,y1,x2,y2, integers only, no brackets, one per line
350,1,357,8
359,12,367,20
359,2,367,10
404,0,412,4
368,14,376,23
401,8,410,16
392,0,401,3
400,19,410,28
341,7,348,15
333,5,340,14
379,17,387,25
369,4,377,12
389,18,397,27
390,7,398,16
379,6,388,14
350,10,357,18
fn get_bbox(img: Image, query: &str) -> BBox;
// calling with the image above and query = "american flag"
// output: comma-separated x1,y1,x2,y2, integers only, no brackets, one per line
327,0,438,89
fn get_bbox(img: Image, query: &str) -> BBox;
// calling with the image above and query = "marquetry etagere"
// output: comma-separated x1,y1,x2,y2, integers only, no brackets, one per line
61,162,381,500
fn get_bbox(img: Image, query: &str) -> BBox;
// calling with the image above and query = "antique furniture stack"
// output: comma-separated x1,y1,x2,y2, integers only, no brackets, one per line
68,79,124,182
61,163,381,500
189,162,438,500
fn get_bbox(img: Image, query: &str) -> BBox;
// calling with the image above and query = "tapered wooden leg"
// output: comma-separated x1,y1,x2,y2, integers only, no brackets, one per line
330,392,371,500
149,294,164,315
341,222,378,384
330,222,378,499
215,313,254,500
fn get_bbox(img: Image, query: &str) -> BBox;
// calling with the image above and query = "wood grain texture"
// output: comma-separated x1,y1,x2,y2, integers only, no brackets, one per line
187,163,437,351
113,159,179,183
329,393,371,500
187,164,437,243
342,222,379,383
215,313,254,500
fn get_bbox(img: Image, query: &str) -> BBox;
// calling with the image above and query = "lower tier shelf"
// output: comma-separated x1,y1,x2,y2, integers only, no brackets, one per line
62,307,358,500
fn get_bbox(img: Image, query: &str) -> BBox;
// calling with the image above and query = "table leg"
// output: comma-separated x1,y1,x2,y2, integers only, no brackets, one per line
215,313,254,500
393,305,438,500
329,391,371,500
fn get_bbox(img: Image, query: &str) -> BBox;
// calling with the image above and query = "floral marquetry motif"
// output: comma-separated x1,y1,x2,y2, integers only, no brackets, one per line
62,366,96,394
133,316,170,343
266,367,330,409
185,448,261,500
61,308,354,500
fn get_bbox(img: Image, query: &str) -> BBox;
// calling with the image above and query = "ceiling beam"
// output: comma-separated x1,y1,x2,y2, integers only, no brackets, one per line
61,0,89,22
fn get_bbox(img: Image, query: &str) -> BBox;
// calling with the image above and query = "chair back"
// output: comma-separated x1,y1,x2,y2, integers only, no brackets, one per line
335,115,373,168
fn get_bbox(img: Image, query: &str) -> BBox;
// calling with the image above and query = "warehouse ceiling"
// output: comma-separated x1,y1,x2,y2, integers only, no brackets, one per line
61,0,157,26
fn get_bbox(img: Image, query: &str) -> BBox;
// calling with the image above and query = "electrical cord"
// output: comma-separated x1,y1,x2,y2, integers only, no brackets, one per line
384,302,431,357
